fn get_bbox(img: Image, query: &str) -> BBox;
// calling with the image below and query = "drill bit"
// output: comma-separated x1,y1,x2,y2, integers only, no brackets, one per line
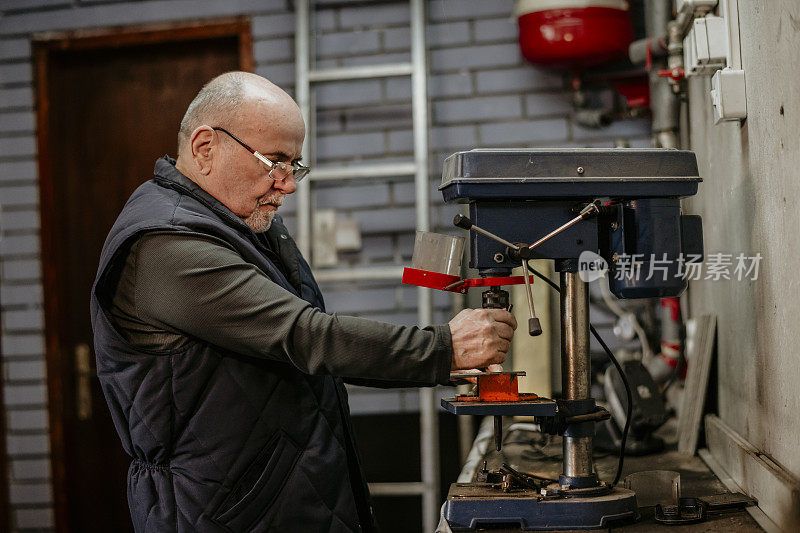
494,415,503,451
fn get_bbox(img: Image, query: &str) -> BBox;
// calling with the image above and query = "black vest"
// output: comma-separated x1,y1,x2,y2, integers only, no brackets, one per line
90,157,374,532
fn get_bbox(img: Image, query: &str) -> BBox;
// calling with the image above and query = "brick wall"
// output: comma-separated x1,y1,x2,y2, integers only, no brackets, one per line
0,0,650,530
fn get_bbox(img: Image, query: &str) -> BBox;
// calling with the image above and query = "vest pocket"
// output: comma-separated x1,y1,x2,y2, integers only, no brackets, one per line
211,431,301,530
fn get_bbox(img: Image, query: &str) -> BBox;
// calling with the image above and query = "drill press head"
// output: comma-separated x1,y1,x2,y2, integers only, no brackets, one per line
440,148,703,299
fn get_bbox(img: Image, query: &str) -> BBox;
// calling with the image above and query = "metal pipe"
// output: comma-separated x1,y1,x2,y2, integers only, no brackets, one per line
674,9,694,37
559,272,594,479
656,130,679,149
628,35,668,65
295,0,311,257
645,0,680,142
411,0,438,526
644,0,671,49
649,78,679,138
563,437,594,479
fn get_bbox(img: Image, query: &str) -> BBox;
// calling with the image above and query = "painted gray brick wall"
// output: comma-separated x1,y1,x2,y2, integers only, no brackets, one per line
0,0,650,530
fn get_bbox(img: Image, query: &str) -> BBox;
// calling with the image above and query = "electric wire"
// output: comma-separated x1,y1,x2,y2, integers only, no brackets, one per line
526,264,633,487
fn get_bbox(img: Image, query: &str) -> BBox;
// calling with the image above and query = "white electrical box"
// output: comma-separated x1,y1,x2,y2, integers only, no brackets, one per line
685,16,727,76
312,210,363,267
335,219,362,252
682,0,746,122
312,209,338,267
711,68,746,124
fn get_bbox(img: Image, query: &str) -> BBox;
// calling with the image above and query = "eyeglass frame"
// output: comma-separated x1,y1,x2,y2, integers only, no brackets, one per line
211,126,310,183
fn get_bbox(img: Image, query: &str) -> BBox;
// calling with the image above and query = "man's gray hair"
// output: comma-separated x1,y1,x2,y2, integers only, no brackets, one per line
177,71,251,154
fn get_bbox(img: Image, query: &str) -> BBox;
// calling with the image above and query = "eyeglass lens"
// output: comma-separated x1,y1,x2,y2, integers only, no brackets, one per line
269,163,310,183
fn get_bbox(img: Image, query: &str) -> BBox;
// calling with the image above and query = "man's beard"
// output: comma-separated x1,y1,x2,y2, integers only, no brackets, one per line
243,206,275,233
243,193,283,233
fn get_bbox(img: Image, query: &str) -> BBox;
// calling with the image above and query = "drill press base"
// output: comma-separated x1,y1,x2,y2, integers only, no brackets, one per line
444,484,638,531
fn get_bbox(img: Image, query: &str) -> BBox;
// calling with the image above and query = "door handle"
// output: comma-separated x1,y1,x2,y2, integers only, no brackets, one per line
74,343,93,421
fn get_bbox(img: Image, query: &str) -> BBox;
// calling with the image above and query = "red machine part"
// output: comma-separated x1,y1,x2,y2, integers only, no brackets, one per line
515,0,634,71
453,372,539,403
401,267,534,294
478,374,520,402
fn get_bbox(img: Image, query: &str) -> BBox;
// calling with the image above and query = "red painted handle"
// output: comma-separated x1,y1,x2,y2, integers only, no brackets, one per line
402,267,534,294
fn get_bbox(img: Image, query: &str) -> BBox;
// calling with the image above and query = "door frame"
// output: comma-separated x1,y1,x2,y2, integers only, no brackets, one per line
32,18,253,532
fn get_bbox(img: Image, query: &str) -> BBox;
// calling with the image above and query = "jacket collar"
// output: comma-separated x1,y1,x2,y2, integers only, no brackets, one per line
153,156,255,235
152,157,300,283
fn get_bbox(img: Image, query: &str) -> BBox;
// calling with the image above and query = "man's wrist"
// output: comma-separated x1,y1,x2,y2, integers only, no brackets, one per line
434,324,453,385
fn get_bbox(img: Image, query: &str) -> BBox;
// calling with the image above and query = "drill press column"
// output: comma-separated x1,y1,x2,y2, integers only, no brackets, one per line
560,271,594,482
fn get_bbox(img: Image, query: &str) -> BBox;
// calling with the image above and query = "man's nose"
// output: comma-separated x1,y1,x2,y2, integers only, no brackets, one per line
274,173,297,194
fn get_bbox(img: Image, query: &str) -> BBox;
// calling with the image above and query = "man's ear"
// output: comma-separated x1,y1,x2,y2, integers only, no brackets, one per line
190,126,216,175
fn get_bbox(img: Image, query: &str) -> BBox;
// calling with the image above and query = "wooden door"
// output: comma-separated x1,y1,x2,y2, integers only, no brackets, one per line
34,20,252,532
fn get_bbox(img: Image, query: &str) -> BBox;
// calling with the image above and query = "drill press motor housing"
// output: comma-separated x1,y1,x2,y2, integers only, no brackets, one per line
436,149,703,531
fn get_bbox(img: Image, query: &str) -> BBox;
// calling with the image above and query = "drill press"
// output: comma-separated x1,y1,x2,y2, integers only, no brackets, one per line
412,148,703,530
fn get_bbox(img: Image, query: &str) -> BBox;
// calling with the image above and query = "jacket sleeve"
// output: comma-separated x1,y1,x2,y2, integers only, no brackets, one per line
130,232,453,386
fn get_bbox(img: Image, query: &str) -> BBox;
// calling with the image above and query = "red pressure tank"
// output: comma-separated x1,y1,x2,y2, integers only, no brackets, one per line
514,0,633,71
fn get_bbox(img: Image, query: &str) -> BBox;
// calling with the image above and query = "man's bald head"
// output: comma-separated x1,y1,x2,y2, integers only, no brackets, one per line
174,72,305,233
177,71,302,157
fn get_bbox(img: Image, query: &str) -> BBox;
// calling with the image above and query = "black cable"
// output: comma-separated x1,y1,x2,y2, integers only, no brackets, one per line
526,265,560,292
526,264,633,487
590,324,632,487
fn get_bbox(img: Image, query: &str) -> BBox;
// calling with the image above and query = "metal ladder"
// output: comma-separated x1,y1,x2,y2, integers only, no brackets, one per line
294,0,440,528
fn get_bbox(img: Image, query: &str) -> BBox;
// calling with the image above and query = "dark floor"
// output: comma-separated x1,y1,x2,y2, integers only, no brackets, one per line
465,418,763,532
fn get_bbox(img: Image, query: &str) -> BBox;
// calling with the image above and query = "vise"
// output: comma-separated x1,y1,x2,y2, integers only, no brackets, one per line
435,148,702,530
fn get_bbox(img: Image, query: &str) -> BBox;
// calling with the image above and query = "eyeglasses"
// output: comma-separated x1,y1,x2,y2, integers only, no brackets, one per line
212,127,310,183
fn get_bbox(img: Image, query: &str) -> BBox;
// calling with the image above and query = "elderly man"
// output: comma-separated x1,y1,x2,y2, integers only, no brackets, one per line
90,71,515,532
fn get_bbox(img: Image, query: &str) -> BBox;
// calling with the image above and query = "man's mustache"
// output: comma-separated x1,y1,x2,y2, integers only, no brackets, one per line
258,194,284,206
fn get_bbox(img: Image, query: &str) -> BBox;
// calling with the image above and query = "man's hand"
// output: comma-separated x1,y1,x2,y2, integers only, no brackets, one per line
449,308,517,370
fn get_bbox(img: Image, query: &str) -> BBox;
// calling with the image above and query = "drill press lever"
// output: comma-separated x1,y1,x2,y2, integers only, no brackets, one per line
453,213,543,335
452,203,601,337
